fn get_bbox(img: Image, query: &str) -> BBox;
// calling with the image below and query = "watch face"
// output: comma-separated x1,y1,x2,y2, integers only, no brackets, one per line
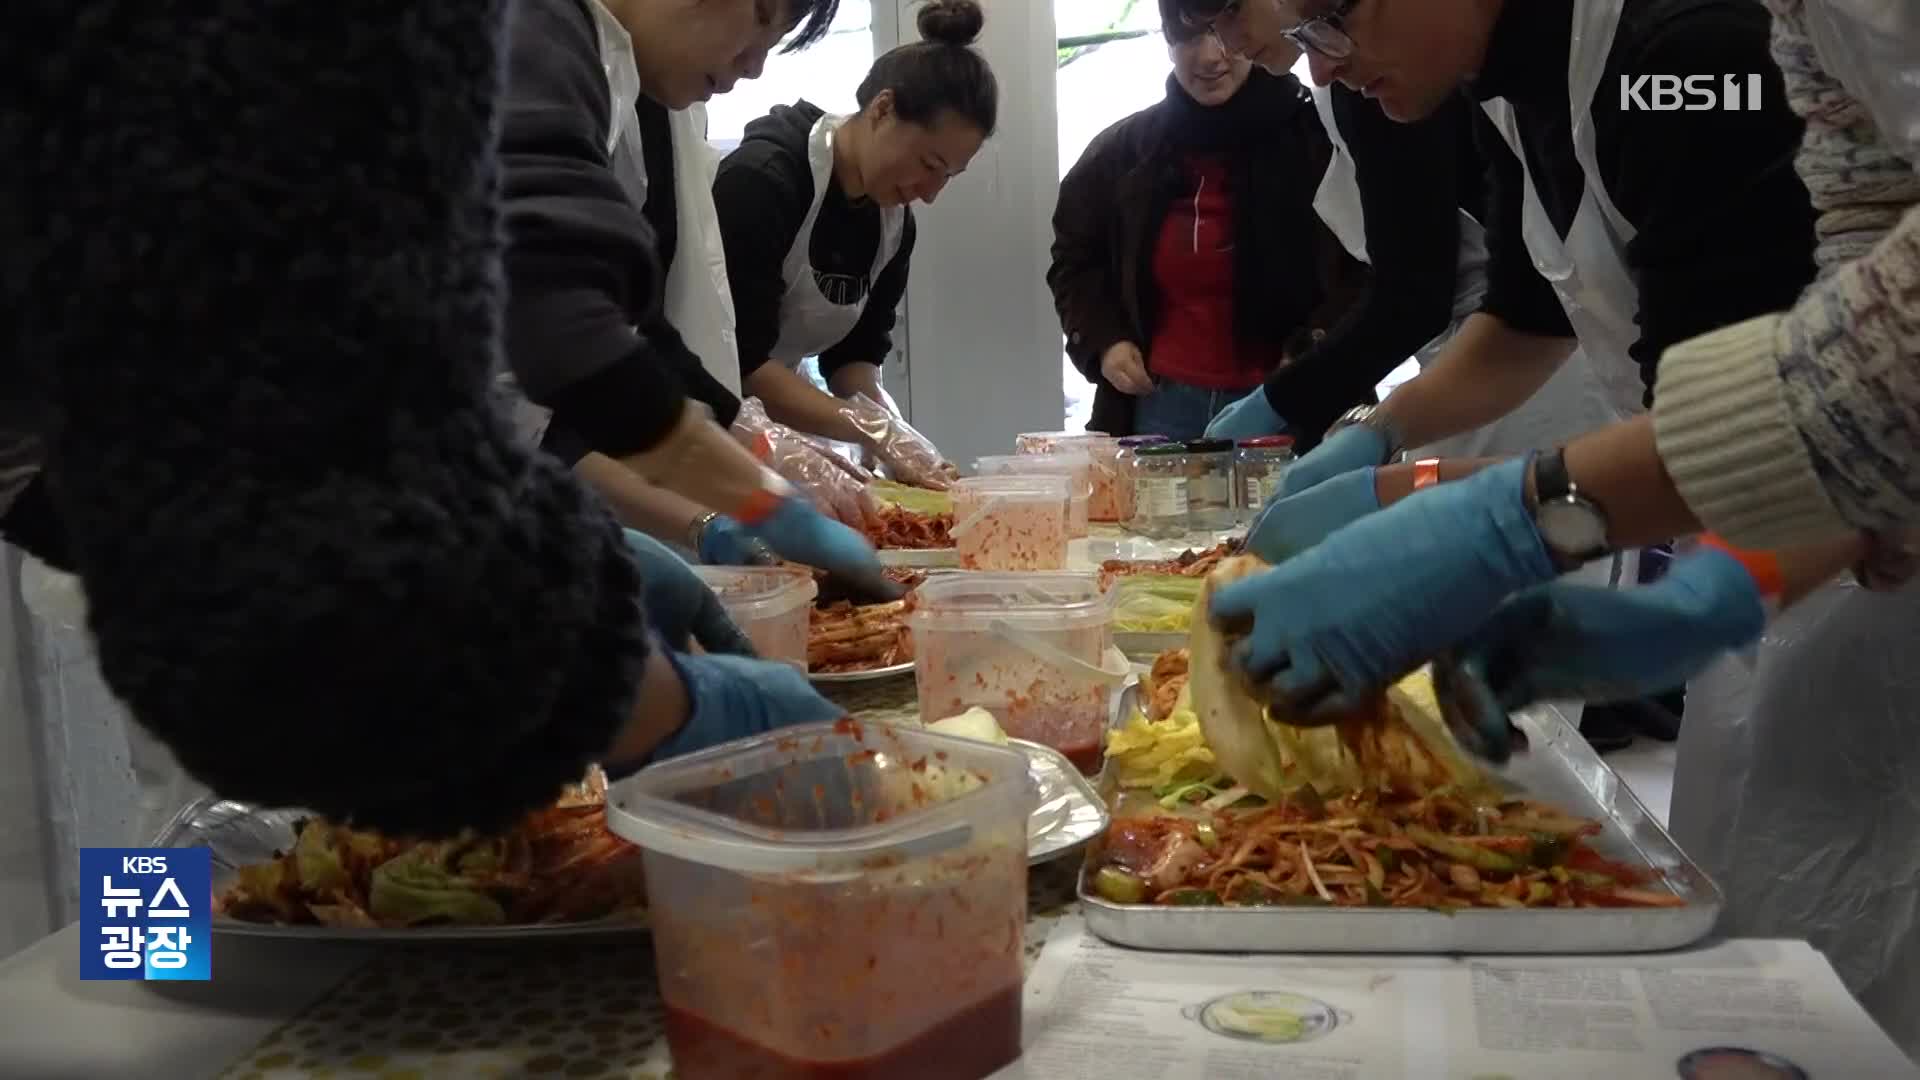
1537,497,1608,556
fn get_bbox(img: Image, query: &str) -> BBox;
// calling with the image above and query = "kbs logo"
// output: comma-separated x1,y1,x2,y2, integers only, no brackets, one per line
80,847,212,981
1619,74,1764,111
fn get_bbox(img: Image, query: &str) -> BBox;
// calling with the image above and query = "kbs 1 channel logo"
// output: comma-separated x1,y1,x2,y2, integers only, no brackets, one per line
80,848,212,981
1620,73,1764,112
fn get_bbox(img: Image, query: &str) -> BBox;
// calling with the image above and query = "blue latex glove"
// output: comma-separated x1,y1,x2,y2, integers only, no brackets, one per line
745,496,903,602
1453,546,1767,713
1204,388,1287,440
621,530,756,657
1278,423,1388,499
1209,458,1557,716
643,652,846,766
1245,467,1379,563
694,514,776,566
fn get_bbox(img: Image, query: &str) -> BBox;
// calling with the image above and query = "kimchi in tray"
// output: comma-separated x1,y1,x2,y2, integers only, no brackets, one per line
1078,655,1722,954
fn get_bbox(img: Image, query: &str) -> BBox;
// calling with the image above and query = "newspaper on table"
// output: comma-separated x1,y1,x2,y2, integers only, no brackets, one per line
999,918,1916,1080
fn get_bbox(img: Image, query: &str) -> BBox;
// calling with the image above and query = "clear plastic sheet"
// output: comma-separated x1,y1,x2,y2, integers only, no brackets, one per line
1803,0,1920,166
1672,578,1920,1059
618,400,800,526
838,393,957,491
732,398,879,530
2,551,207,961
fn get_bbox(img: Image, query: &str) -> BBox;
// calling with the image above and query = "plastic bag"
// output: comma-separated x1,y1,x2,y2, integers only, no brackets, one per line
21,555,88,631
1803,0,1920,167
732,398,880,530
1672,578,1920,1059
839,393,958,491
620,400,799,525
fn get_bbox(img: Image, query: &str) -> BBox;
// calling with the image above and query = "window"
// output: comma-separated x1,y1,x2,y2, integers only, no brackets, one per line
707,1,877,152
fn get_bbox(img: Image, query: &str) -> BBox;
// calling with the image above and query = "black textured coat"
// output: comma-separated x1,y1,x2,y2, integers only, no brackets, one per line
3,0,651,835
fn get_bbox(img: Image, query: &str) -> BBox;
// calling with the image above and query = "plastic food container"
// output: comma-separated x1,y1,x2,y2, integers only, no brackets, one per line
949,474,1071,571
912,572,1123,773
1235,435,1296,523
1184,438,1236,531
1014,429,1107,455
693,566,817,670
608,720,1035,1080
1126,443,1192,539
1017,433,1128,523
975,452,1093,539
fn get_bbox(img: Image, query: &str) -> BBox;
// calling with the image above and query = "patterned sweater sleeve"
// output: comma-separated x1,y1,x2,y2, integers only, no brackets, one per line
1652,1,1920,548
8,0,651,835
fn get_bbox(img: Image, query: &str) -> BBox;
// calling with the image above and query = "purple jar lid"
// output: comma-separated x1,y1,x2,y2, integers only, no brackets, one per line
1116,435,1171,448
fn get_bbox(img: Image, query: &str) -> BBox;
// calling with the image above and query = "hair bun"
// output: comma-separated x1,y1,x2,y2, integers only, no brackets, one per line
916,0,984,46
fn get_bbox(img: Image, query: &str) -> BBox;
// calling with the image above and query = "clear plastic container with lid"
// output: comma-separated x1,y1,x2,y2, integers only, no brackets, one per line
949,474,1071,570
1016,432,1126,523
1184,438,1237,531
1235,435,1297,523
1126,443,1192,538
607,720,1035,1080
974,452,1093,538
693,566,818,670
912,572,1126,774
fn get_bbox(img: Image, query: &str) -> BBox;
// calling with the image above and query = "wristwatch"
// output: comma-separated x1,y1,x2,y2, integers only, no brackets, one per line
1327,404,1404,464
1528,447,1611,569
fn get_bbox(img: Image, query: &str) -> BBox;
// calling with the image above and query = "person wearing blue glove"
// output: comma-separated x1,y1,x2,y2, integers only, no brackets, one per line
1203,390,1289,442
1244,465,1377,562
1210,456,1558,715
1273,416,1393,499
620,530,757,657
1451,545,1769,718
1248,453,1489,561
742,495,901,600
628,651,846,771
693,513,776,566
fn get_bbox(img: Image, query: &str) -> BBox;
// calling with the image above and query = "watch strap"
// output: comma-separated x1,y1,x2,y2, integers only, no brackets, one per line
1533,446,1573,504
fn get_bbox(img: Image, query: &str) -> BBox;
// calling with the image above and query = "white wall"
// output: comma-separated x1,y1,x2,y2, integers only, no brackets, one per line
892,0,1066,467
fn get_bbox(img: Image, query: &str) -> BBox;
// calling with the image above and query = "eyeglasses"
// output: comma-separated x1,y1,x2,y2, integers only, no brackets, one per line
1281,0,1359,60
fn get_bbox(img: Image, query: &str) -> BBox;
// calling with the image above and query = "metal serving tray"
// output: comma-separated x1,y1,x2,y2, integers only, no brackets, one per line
149,798,649,942
1080,684,1723,954
154,736,1104,940
1114,630,1187,659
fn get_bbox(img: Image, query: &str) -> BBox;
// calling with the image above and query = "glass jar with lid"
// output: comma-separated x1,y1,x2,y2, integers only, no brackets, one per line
1183,438,1236,532
1125,443,1191,539
1235,435,1297,523
1113,435,1170,524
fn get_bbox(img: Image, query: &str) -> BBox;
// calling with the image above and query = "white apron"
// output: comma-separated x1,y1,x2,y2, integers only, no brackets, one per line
766,114,908,368
1670,1,1920,1058
501,1,741,446
1474,0,1663,588
1311,84,1627,586
1478,0,1647,422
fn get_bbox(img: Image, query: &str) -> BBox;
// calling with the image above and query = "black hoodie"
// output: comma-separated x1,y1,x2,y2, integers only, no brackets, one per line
499,0,741,466
714,101,918,383
7,0,650,836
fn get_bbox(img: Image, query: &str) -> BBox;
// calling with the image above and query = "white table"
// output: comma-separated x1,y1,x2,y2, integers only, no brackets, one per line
0,925,368,1079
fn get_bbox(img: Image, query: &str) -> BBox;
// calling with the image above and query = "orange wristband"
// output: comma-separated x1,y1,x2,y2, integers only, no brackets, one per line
732,487,785,527
1697,533,1785,602
1412,458,1441,491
